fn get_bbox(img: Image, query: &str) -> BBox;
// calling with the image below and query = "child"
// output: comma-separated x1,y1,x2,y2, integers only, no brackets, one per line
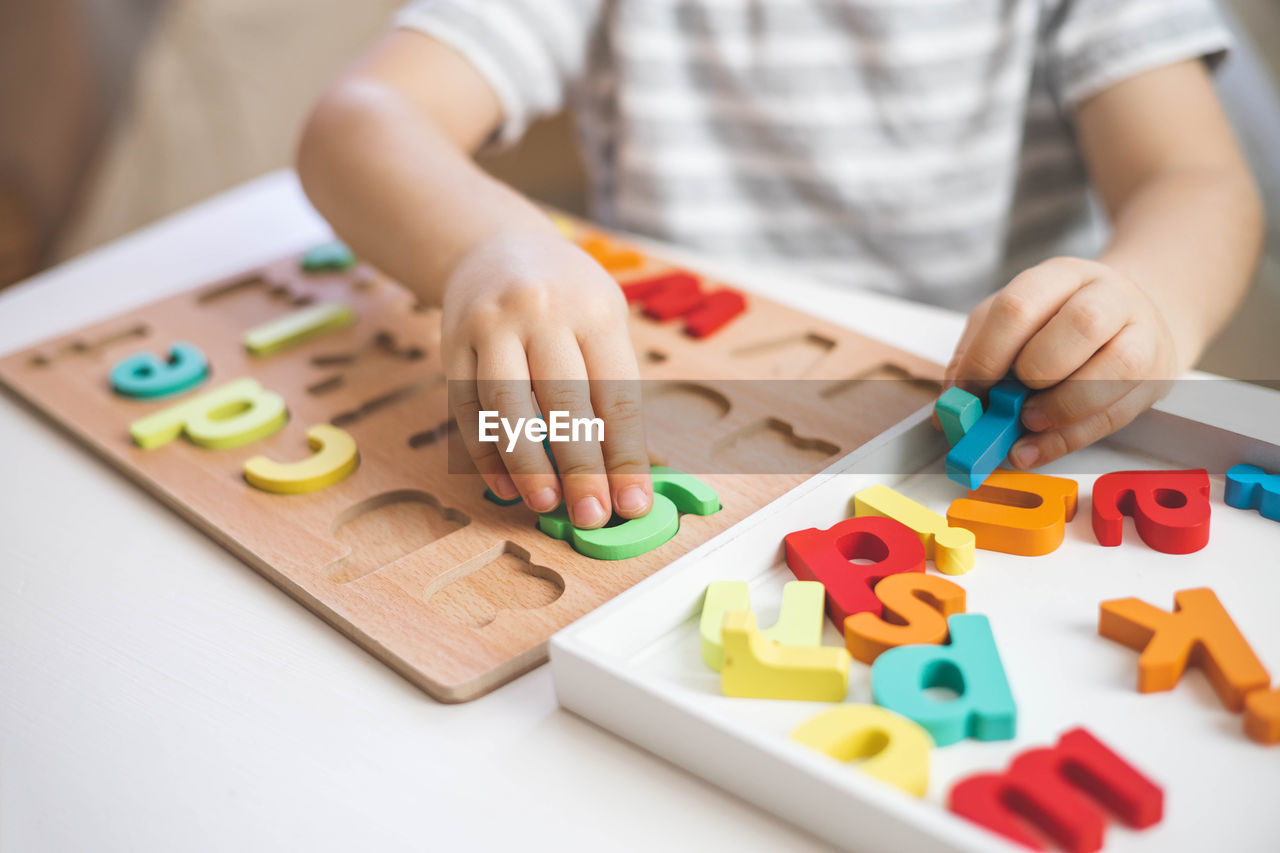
297,0,1263,530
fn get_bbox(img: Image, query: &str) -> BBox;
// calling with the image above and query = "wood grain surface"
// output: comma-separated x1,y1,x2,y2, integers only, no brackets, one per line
0,221,941,702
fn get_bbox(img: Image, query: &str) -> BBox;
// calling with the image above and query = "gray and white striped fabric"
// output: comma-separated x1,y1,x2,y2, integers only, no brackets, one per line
396,0,1229,310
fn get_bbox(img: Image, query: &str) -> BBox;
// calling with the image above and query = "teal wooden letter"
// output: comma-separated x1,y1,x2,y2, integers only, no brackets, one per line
871,614,1016,746
110,342,209,399
935,386,982,447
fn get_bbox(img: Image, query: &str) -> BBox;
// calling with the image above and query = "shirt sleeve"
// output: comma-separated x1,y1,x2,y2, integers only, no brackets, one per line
1044,0,1232,111
394,0,602,146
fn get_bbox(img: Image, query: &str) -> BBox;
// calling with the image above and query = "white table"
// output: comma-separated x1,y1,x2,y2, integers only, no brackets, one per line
1,172,1273,853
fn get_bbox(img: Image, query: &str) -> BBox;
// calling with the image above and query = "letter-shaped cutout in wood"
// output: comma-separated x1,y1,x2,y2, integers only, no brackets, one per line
699,580,825,671
844,573,966,664
947,470,1078,556
948,727,1163,853
871,614,1016,747
244,424,359,494
1091,468,1210,554
791,704,934,797
110,341,208,399
1225,463,1280,522
851,484,975,575
945,379,1031,489
538,466,720,560
1098,587,1269,711
720,611,850,701
243,301,356,356
129,377,287,450
935,386,982,447
1244,687,1280,744
784,515,926,627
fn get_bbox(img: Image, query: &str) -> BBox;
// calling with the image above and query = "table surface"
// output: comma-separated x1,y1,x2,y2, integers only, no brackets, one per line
1,172,1275,853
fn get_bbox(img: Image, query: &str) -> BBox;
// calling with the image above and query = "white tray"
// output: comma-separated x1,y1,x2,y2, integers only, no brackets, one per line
549,390,1280,853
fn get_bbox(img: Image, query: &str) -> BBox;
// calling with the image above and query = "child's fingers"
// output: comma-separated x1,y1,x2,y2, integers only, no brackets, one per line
1013,279,1131,390
1010,382,1152,469
477,338,562,513
1022,376,1137,434
948,259,1092,392
1020,320,1158,432
528,334,612,529
581,330,653,520
943,298,990,387
448,349,518,501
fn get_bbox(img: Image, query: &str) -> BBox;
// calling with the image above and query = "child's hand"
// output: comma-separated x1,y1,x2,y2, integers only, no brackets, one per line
442,229,652,528
945,257,1177,469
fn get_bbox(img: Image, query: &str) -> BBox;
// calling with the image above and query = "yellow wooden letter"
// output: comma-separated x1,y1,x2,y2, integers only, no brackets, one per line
791,704,933,797
852,484,975,575
244,424,359,494
721,611,850,701
243,302,355,356
700,580,825,671
129,377,287,450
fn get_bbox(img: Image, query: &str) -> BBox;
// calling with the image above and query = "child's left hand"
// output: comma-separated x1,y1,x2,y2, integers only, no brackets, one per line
944,256,1177,469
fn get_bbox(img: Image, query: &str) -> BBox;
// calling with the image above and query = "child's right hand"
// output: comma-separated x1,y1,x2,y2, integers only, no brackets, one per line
442,229,653,529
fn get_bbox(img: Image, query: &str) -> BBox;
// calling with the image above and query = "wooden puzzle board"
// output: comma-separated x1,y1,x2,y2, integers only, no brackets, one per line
550,405,1280,851
0,221,941,702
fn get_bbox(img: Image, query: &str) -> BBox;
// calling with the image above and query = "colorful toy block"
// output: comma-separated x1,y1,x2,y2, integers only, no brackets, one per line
791,704,934,797
243,424,359,494
699,580,825,671
935,386,982,447
947,470,1078,556
683,290,746,338
720,611,851,701
784,516,926,626
1099,587,1269,711
538,466,719,560
1244,687,1280,744
129,377,287,450
945,379,1031,489
852,484,975,575
844,573,966,664
579,235,644,272
871,614,1015,746
948,728,1163,853
300,240,355,272
621,271,698,305
1090,468,1210,554
110,342,208,399
243,301,356,356
1225,463,1280,522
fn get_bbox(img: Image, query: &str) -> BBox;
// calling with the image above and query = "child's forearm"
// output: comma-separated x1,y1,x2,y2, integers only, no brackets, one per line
296,41,559,308
1099,166,1263,373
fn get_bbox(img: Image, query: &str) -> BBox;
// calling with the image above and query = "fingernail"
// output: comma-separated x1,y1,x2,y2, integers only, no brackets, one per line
1011,442,1039,469
572,495,607,528
528,488,559,512
1022,408,1049,432
493,474,518,500
616,485,650,515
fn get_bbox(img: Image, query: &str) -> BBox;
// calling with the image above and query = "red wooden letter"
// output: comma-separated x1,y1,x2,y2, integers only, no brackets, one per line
1091,469,1210,554
949,728,1163,853
783,516,925,626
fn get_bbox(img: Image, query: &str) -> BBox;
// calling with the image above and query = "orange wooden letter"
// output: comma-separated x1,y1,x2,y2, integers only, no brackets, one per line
844,573,966,664
1099,587,1269,711
947,470,1078,556
1244,687,1280,745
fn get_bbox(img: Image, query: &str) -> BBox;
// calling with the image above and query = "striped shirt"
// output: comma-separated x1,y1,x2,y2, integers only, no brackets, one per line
396,0,1229,310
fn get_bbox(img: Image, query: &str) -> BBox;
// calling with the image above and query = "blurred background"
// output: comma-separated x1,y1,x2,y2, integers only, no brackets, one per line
1,0,1277,383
